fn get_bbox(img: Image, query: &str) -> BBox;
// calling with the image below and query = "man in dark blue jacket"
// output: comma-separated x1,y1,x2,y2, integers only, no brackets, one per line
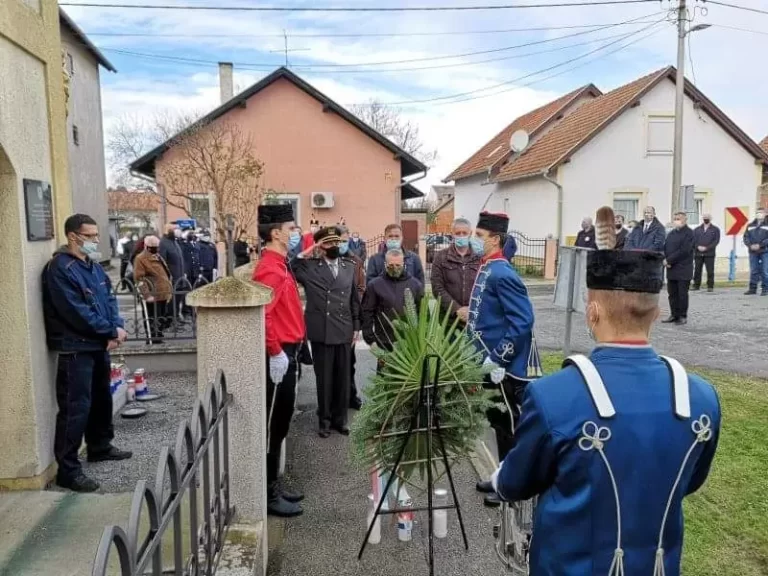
198,230,218,283
624,206,666,252
366,223,425,285
42,214,132,493
744,208,768,295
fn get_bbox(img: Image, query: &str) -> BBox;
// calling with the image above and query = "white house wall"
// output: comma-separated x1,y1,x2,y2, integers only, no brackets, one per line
61,26,111,262
560,78,760,258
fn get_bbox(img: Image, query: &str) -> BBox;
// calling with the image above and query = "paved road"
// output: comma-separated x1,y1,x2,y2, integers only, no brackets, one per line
269,349,504,576
531,287,768,378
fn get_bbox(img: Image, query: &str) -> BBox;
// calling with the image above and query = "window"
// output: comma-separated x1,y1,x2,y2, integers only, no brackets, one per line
267,194,300,225
646,115,674,155
72,125,79,146
613,198,639,222
188,194,211,229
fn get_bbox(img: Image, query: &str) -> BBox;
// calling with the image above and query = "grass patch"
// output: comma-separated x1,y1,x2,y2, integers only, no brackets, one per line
540,352,768,576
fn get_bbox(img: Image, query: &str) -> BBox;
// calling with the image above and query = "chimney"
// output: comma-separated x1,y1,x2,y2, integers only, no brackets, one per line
218,62,234,104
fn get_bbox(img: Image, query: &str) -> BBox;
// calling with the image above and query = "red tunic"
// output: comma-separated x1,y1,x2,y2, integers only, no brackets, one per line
253,248,306,356
301,232,315,252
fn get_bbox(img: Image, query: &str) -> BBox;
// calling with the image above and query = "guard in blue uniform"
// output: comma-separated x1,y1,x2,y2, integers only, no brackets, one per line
467,211,542,507
491,235,721,576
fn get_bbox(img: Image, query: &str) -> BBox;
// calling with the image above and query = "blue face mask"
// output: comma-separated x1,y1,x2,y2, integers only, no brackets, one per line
386,239,401,250
288,231,301,250
454,236,470,249
339,241,349,255
469,237,485,256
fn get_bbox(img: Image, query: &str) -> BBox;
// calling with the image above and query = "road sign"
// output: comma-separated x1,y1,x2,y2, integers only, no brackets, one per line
724,206,750,236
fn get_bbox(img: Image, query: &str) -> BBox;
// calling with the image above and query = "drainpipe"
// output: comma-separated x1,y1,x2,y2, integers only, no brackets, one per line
542,169,564,244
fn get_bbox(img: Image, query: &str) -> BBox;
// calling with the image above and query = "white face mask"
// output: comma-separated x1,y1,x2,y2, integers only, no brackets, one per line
757,213,766,221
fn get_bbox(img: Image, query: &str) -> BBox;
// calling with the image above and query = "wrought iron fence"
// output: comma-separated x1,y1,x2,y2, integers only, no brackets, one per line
92,370,233,576
508,231,546,277
363,234,384,263
115,276,209,343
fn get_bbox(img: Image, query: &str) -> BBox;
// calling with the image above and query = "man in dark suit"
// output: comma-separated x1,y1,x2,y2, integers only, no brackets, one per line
625,206,666,252
614,214,629,250
663,212,695,325
691,213,721,292
292,226,361,437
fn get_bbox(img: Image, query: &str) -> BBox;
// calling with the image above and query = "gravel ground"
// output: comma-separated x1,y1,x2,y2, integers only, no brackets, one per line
531,287,768,378
75,372,198,493
269,349,504,576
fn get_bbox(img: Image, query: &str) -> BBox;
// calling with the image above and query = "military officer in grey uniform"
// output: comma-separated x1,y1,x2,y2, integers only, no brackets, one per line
292,226,361,437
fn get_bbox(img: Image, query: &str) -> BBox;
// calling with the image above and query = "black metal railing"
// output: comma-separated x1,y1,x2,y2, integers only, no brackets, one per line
508,231,546,278
115,276,209,343
92,370,233,576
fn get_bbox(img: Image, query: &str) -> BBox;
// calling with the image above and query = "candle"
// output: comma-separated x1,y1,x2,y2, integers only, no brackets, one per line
366,494,381,544
433,488,448,539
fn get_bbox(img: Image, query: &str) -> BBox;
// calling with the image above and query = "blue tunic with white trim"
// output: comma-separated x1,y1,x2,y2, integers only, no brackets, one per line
466,257,539,380
495,345,721,576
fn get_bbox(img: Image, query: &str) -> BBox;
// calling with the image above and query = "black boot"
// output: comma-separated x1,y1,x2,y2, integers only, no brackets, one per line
277,479,304,503
476,480,494,494
268,482,303,517
745,288,757,295
484,492,502,507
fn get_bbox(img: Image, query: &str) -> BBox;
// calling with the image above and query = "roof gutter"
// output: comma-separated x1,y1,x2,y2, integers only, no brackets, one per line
541,169,563,244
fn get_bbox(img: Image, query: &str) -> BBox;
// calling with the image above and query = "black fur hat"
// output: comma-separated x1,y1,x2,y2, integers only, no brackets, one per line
587,250,664,294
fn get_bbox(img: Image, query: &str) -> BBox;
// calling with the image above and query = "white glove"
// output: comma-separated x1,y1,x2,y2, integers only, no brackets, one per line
269,351,289,385
483,356,506,385
490,461,504,495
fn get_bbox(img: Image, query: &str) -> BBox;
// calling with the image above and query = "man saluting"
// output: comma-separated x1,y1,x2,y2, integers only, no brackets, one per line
492,207,721,576
253,204,305,518
466,211,541,507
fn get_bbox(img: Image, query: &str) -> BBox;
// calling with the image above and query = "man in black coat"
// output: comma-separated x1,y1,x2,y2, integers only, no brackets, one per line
663,212,695,325
292,226,361,438
198,230,218,283
624,206,666,252
691,213,721,292
159,224,185,287
614,214,629,250
574,216,598,249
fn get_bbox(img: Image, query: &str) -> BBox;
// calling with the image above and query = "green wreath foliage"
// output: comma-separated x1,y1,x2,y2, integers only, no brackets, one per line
350,290,497,489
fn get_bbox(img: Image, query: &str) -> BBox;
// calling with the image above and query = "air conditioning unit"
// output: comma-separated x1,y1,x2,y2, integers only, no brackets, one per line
311,192,334,209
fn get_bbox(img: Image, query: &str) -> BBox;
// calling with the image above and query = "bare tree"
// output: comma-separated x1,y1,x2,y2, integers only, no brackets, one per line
159,120,265,241
350,100,438,167
108,187,159,230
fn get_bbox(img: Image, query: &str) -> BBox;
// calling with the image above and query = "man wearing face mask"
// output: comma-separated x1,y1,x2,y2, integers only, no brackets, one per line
366,223,425,285
490,207,720,576
42,214,132,493
430,218,482,327
348,231,367,261
574,216,598,250
234,232,251,268
691,213,720,292
159,223,185,289
133,235,173,343
253,204,306,517
198,230,218,283
614,214,629,250
339,227,366,410
624,206,666,252
292,226,361,438
362,249,424,356
663,212,695,325
744,208,768,295
467,211,542,507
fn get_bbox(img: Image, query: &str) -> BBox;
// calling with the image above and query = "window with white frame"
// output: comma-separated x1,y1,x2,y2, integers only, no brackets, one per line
270,194,300,226
612,194,641,222
646,115,674,155
188,194,211,229
690,197,705,225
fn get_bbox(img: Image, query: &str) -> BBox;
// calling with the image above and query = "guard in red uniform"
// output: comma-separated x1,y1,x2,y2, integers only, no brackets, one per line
253,203,306,518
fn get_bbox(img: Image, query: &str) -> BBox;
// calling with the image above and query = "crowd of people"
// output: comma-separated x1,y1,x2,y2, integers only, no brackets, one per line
574,205,768,325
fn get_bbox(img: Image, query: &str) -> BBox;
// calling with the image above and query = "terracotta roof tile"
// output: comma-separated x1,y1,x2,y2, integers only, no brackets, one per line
108,189,160,212
495,68,669,181
443,84,599,182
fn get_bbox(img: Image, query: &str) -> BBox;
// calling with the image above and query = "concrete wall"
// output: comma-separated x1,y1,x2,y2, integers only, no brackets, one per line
561,78,761,259
60,25,110,261
0,0,72,487
161,77,402,241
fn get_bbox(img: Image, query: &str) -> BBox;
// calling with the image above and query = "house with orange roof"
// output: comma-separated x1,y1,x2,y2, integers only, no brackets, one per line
445,67,768,262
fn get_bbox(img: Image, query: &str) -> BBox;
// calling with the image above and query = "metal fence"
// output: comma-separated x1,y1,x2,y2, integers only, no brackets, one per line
508,230,546,278
92,370,233,576
115,277,208,343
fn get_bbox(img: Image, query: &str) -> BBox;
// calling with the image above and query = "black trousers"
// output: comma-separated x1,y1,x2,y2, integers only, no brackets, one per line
484,376,528,461
311,342,351,429
266,343,299,489
143,300,170,341
667,279,690,319
350,343,360,400
693,255,715,289
54,351,114,482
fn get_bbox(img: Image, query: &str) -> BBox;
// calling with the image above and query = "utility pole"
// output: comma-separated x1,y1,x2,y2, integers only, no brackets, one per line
270,30,310,68
671,0,687,218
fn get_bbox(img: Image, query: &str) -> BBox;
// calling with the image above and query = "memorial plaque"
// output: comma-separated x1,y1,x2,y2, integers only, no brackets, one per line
23,179,54,241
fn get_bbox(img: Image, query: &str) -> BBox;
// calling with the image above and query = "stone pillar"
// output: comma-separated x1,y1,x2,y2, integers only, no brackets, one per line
187,276,273,572
543,237,558,280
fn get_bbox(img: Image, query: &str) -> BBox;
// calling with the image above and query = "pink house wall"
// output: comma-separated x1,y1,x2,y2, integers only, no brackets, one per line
158,78,403,242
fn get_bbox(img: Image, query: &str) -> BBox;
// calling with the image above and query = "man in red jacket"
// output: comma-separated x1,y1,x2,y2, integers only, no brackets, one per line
253,203,305,518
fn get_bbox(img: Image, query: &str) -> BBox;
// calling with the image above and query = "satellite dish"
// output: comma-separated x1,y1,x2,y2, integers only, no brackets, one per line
510,130,530,153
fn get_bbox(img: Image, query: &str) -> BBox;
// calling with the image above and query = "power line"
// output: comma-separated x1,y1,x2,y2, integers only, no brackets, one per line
711,23,768,35
701,0,768,16
99,14,660,72
60,0,659,12
84,19,662,39
380,18,665,106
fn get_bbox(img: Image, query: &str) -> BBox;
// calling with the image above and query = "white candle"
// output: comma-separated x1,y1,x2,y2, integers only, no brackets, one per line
367,494,381,544
433,489,448,539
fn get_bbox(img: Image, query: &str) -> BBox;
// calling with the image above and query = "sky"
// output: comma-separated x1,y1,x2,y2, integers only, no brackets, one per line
62,0,768,195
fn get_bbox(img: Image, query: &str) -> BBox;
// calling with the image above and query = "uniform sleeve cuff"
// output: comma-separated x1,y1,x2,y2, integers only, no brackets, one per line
267,343,282,356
